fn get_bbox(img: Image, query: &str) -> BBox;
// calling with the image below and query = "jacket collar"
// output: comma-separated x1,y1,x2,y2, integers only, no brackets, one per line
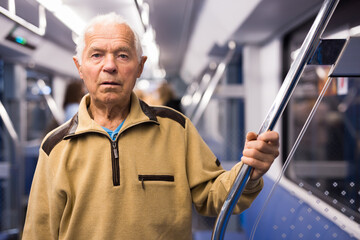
65,92,159,138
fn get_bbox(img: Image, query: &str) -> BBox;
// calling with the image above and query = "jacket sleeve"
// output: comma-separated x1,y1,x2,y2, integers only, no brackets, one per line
22,147,65,240
185,119,263,217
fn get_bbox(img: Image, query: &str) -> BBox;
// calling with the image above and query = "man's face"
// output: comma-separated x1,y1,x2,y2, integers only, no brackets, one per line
74,23,146,106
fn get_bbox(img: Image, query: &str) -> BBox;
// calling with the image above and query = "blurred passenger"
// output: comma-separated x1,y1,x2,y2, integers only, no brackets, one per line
135,82,183,113
157,82,183,113
133,87,154,104
133,87,146,101
63,80,86,122
22,12,279,239
44,81,85,133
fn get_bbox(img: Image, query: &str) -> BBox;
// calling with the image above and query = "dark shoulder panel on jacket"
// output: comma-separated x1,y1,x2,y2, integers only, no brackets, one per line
153,106,186,128
139,100,186,128
42,115,77,156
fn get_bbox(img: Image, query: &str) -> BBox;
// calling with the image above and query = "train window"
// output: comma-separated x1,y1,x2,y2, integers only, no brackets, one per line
191,54,245,232
223,58,244,161
196,55,245,163
26,70,55,141
285,67,360,222
283,0,360,225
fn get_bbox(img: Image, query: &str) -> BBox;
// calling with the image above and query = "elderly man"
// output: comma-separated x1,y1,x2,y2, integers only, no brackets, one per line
23,12,279,240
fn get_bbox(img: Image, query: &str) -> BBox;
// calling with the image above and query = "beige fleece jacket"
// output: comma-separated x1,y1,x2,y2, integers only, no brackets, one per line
22,93,263,240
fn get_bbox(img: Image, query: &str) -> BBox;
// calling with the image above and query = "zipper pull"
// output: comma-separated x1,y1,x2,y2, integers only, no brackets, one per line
112,141,119,159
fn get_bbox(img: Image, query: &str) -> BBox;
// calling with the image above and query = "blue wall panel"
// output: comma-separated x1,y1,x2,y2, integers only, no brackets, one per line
241,176,355,239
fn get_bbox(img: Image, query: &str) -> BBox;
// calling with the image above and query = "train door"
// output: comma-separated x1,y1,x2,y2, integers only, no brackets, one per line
242,1,360,239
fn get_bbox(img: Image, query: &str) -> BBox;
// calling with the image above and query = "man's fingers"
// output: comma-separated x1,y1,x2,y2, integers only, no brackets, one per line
242,149,274,164
258,131,279,145
244,139,279,157
245,132,258,142
241,155,272,180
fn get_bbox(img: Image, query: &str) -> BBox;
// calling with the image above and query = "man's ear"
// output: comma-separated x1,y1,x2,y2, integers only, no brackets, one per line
137,56,147,78
73,56,83,79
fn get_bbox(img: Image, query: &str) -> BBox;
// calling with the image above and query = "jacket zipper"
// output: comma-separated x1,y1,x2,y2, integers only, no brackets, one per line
138,175,174,189
111,139,120,186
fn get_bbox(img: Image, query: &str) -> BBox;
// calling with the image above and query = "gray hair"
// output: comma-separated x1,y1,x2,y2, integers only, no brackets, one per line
75,12,143,63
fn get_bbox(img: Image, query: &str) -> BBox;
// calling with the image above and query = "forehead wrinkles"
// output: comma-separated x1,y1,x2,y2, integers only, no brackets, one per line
85,24,136,50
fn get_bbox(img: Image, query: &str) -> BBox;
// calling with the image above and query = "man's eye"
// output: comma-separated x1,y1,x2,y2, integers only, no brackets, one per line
91,53,101,58
118,54,128,59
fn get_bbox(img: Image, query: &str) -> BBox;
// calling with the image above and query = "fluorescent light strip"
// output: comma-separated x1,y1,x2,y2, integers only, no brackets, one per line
36,0,85,35
350,25,360,36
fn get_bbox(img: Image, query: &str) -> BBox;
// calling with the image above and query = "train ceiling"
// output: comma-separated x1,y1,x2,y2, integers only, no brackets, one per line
1,0,326,82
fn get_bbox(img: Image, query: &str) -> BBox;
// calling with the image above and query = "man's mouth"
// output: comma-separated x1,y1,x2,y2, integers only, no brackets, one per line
102,82,120,85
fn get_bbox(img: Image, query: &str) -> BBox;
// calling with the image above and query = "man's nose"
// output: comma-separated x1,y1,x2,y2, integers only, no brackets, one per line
103,55,117,73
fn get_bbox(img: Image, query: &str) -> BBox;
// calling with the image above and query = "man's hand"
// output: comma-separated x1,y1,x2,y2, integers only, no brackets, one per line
241,131,280,180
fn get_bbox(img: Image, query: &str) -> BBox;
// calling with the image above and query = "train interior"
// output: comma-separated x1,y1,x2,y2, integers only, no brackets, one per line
0,0,360,239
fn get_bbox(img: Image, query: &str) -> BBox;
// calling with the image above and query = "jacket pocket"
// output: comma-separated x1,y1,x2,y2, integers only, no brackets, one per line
138,175,174,189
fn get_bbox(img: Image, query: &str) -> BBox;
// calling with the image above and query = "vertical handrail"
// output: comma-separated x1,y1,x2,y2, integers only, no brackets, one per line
186,72,212,118
192,41,237,126
0,101,19,143
211,0,340,239
181,81,199,112
0,100,24,230
36,79,64,125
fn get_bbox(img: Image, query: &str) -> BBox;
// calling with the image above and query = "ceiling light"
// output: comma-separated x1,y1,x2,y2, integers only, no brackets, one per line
36,0,85,35
36,0,62,13
350,25,360,36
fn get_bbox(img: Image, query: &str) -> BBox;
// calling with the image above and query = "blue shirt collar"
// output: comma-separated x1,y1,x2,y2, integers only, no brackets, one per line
102,119,125,140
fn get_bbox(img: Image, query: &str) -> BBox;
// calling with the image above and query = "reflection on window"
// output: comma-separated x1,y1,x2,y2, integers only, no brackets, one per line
286,63,360,223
